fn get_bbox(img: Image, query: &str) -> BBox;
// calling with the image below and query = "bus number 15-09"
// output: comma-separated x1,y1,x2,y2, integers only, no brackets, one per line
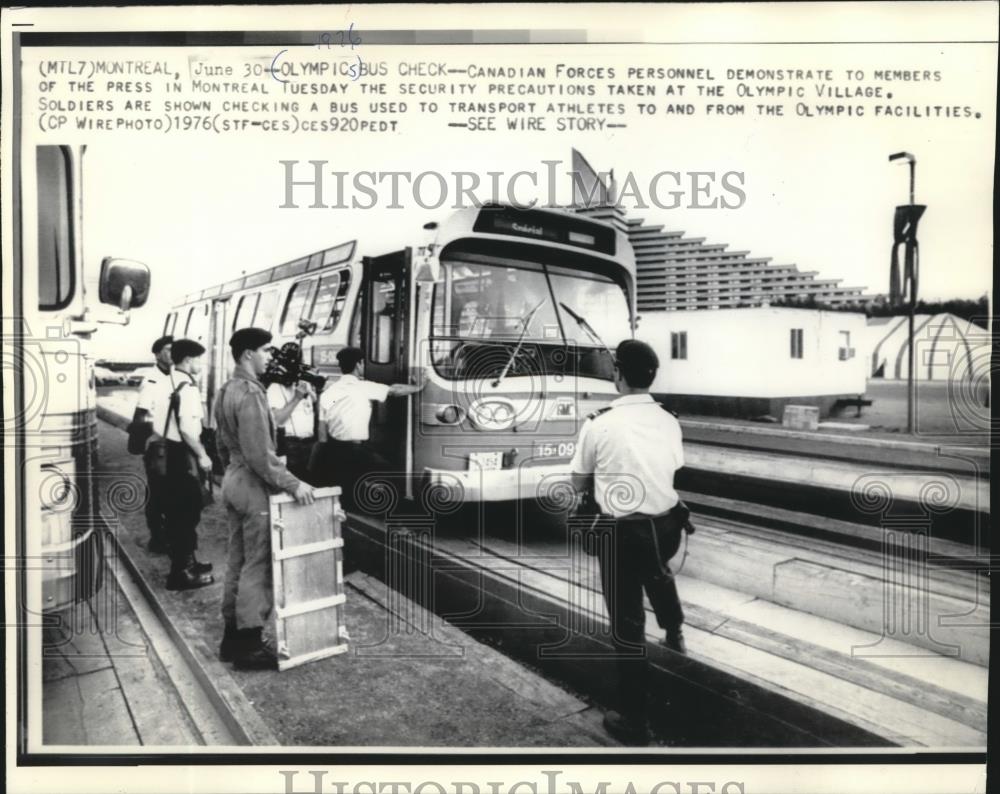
535,442,576,459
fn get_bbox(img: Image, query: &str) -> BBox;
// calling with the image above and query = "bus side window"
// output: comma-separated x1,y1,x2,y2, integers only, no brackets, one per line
280,278,317,336
233,292,259,331
184,306,197,337
310,270,352,333
254,289,279,331
187,302,210,343
201,303,211,343
164,312,176,335
36,146,75,310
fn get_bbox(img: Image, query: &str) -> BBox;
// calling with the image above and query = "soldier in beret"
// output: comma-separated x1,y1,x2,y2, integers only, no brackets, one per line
163,338,215,591
133,334,174,553
215,327,315,670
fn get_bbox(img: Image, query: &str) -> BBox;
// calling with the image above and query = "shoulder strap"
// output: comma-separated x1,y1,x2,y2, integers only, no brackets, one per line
587,400,677,422
163,380,189,437
586,405,614,421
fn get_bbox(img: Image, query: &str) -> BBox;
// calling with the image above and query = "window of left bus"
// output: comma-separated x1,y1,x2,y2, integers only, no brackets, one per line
36,146,75,310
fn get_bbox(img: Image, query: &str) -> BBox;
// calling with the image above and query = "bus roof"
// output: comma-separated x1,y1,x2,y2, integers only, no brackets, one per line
178,239,356,305
176,204,629,306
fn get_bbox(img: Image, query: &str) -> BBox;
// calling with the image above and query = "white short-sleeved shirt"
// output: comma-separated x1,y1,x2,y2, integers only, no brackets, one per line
569,393,684,518
267,383,316,439
136,365,169,422
319,374,390,442
143,370,203,443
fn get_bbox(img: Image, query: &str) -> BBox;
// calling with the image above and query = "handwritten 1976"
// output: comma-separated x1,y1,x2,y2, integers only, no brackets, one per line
270,24,364,83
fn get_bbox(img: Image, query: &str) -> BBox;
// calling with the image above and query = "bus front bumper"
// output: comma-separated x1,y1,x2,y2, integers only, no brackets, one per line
422,463,574,503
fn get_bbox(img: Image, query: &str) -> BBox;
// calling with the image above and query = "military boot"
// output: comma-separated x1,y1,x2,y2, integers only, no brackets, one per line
218,624,242,662
190,553,213,575
166,555,214,591
232,627,277,671
661,628,687,655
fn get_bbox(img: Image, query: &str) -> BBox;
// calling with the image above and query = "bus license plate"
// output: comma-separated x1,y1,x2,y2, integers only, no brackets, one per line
468,451,503,471
534,441,576,459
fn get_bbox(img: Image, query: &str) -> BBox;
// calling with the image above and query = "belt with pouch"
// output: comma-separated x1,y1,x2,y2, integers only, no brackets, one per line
618,501,692,532
580,501,695,558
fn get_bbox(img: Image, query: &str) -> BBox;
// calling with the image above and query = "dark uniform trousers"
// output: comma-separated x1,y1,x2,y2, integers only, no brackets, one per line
164,440,204,570
309,438,390,508
277,431,315,483
597,511,685,722
143,439,168,546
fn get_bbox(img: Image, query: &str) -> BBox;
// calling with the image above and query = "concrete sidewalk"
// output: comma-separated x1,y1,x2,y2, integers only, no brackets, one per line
42,575,200,746
90,420,617,747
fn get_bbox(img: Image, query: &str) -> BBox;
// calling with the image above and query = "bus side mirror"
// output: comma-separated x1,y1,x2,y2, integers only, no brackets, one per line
99,257,151,311
414,257,441,283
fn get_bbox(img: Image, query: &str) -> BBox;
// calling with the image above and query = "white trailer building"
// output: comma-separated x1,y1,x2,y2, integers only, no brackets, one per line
639,307,869,418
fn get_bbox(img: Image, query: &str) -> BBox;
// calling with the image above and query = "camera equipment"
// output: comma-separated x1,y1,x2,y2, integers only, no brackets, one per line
260,320,327,391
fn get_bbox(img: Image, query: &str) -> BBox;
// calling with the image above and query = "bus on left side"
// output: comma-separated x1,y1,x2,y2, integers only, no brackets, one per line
10,144,151,615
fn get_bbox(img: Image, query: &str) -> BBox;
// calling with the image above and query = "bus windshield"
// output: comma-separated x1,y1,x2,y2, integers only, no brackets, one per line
431,258,631,381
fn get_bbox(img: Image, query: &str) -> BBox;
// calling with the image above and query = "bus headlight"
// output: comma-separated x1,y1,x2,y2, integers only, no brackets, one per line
436,405,466,425
468,398,517,431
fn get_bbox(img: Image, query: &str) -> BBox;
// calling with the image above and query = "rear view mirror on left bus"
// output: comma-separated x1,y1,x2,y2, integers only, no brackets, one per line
98,257,150,311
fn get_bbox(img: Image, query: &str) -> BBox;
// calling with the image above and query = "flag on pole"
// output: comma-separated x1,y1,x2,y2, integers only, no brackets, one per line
571,149,614,207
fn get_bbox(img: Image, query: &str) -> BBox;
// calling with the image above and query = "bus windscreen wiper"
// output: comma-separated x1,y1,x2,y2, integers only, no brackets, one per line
491,299,546,388
559,302,614,359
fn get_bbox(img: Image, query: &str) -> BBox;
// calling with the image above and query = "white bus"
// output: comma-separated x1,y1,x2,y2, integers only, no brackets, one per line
164,205,635,504
11,144,150,614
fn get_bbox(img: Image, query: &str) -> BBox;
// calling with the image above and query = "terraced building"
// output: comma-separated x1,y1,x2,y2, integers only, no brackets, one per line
573,202,873,312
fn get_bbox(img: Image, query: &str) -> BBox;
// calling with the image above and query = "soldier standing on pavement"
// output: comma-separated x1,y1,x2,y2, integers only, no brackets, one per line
570,339,689,746
162,339,215,590
215,327,315,670
133,334,173,554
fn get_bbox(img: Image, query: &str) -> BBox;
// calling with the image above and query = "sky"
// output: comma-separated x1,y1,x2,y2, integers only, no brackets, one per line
18,37,995,360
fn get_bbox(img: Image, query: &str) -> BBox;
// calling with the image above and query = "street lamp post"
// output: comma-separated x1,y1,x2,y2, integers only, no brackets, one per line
889,152,925,434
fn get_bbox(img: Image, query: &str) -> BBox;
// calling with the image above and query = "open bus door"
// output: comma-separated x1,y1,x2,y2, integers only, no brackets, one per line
360,249,411,477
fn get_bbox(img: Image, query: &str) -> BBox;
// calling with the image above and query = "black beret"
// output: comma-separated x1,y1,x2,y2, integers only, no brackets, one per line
230,327,273,358
170,338,206,364
336,346,364,370
151,335,173,354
